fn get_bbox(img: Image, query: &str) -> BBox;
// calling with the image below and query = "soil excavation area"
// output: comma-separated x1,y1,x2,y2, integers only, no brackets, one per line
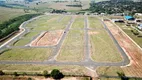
31,30,63,46
104,21,142,77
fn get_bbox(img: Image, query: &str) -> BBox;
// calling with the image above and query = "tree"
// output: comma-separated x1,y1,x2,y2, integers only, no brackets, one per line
50,69,64,79
43,70,49,78
22,72,27,76
13,72,19,76
28,77,32,80
117,72,129,80
0,70,4,75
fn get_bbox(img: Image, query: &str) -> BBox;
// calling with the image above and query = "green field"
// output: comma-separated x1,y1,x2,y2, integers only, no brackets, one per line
28,15,71,31
0,7,33,24
71,16,84,29
116,23,142,48
88,16,104,29
90,29,122,62
89,17,122,62
57,30,84,62
0,48,52,61
97,66,123,76
0,65,87,75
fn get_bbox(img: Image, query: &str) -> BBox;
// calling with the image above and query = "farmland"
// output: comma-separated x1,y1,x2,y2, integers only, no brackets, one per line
0,7,33,24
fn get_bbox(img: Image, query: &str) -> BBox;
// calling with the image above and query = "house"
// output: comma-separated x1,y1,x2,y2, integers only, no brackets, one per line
124,16,135,24
124,16,135,20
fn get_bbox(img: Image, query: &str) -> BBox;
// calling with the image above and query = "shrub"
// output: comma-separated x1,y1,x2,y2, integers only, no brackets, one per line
0,70,4,75
43,70,49,78
50,69,64,79
132,29,139,35
13,72,19,76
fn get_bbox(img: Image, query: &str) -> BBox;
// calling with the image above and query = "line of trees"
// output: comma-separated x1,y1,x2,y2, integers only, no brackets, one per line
0,69,64,80
0,14,40,39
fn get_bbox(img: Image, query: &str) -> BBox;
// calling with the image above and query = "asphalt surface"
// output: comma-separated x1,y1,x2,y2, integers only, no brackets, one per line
0,15,130,67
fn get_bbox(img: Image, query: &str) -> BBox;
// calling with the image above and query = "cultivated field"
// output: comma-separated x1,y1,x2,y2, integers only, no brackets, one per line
0,7,32,23
89,16,122,62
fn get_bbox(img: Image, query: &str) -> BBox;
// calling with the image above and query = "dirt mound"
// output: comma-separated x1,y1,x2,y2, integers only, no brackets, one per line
31,30,63,46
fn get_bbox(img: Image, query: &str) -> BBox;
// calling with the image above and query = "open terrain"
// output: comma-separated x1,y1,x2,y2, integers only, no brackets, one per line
31,30,63,46
89,16,122,62
0,7,34,24
0,14,137,79
104,20,142,77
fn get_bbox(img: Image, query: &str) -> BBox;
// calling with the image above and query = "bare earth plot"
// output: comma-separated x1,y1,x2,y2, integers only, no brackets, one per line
31,30,63,46
104,21,142,77
0,48,52,61
88,17,122,62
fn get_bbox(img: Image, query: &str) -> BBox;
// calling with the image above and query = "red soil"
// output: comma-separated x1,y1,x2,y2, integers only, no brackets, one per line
104,21,142,77
31,30,63,46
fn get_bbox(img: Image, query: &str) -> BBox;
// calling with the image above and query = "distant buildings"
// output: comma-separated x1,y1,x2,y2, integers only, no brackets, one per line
133,0,142,2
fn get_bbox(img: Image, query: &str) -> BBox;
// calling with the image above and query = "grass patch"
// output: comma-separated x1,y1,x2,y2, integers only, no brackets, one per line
96,66,123,76
90,30,122,62
13,38,31,46
116,23,142,48
24,32,40,38
0,7,25,23
0,65,87,75
88,16,104,29
27,15,71,31
57,30,84,62
0,48,52,61
71,16,84,29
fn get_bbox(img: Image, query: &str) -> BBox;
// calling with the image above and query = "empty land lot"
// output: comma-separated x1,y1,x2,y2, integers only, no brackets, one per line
0,48,52,61
57,29,84,62
71,16,84,29
88,16,104,29
89,16,122,62
57,16,84,62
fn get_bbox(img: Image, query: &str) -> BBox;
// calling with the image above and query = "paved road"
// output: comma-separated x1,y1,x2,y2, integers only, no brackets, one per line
83,16,92,62
0,15,130,67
